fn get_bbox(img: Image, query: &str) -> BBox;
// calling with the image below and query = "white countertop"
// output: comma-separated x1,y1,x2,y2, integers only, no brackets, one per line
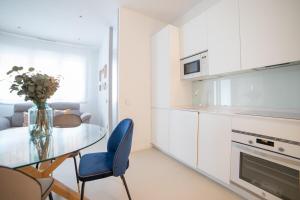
172,105,300,121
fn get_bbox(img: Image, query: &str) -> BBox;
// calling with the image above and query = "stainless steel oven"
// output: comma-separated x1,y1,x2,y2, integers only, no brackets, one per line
230,130,300,200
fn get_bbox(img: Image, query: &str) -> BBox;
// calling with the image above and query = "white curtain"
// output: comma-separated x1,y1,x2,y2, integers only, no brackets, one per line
0,33,90,103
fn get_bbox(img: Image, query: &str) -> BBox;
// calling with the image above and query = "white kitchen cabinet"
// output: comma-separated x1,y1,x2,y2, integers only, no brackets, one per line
239,0,300,69
151,25,193,157
151,108,169,152
207,0,240,75
180,12,208,58
198,113,231,184
151,25,192,108
169,110,198,168
151,26,171,108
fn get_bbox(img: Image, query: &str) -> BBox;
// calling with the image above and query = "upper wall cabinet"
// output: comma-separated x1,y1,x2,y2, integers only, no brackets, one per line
239,0,300,69
180,12,208,58
151,25,192,108
207,0,241,75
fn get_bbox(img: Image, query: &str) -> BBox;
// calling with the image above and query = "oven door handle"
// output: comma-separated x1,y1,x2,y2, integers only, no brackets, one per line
232,142,300,170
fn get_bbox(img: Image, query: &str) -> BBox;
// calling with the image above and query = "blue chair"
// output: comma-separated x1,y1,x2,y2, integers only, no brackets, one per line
78,119,134,200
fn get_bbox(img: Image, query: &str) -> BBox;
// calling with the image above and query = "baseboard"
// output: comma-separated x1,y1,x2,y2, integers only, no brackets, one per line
132,143,152,153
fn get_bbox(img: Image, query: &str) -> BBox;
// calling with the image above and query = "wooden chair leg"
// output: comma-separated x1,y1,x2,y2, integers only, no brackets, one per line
81,181,85,200
121,175,132,200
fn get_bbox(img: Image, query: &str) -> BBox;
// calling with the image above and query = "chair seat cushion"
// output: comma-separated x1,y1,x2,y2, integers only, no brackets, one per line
79,152,114,182
37,178,54,200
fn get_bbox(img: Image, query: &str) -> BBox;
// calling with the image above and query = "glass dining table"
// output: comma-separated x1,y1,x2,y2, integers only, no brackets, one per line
0,124,106,200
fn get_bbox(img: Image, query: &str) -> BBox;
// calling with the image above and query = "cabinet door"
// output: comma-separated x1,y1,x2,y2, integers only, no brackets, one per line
198,113,231,184
151,27,171,108
180,12,208,58
151,108,169,152
169,110,198,168
239,0,300,69
207,0,240,75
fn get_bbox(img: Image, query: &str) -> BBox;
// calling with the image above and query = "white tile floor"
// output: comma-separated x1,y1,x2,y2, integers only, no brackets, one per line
52,139,242,200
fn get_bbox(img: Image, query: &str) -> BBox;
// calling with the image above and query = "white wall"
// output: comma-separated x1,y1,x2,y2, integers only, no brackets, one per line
97,27,110,130
118,8,166,151
111,25,119,131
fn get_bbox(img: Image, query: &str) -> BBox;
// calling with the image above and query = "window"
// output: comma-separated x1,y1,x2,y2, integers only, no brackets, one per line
0,33,90,103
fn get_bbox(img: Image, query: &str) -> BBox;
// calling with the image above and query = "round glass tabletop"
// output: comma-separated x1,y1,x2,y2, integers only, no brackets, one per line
0,124,106,169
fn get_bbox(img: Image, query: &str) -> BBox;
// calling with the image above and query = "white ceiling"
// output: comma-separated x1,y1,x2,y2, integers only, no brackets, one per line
0,0,202,47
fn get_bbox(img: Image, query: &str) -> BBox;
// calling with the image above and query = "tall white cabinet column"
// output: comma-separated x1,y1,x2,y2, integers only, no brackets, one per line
151,25,192,152
151,25,192,108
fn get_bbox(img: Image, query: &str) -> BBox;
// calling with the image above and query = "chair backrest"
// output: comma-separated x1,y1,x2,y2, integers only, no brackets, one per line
107,119,134,176
0,166,42,200
53,114,82,128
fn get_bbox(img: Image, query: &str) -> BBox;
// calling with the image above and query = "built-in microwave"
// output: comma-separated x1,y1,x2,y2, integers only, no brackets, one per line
180,51,209,80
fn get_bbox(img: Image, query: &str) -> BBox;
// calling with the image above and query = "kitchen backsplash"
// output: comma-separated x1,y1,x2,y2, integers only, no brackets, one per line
192,64,300,111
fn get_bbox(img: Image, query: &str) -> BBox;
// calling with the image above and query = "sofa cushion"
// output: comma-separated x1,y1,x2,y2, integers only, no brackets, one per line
49,102,80,111
14,103,33,112
23,112,28,127
11,113,24,127
0,117,10,130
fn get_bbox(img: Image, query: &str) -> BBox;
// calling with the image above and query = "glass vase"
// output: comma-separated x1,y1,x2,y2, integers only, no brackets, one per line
30,135,54,163
28,103,53,138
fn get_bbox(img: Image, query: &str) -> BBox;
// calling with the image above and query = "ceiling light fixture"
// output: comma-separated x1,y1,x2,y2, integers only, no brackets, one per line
17,26,22,29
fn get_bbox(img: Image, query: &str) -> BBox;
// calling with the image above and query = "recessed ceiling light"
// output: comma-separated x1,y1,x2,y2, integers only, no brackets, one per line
17,26,22,29
78,38,81,41
79,15,83,18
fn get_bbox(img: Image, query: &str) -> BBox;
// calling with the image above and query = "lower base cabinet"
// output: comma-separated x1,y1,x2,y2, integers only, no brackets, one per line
197,113,232,184
152,109,232,183
151,108,169,153
169,110,198,168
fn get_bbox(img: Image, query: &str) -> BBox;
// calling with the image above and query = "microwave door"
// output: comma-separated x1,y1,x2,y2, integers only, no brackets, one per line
182,60,202,79
184,60,200,75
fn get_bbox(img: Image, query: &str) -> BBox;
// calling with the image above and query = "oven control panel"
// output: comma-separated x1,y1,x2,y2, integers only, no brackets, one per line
231,130,300,159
